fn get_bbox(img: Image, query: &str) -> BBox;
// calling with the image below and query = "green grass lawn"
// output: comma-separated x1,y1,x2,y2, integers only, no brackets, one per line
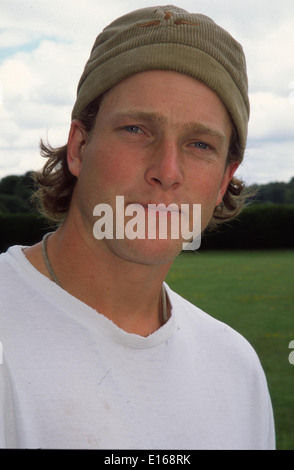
166,250,294,450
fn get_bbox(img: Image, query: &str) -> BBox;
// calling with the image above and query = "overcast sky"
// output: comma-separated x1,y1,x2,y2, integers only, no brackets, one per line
0,0,293,185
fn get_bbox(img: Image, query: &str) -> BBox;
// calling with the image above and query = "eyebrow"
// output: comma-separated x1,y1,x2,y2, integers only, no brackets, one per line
112,110,227,143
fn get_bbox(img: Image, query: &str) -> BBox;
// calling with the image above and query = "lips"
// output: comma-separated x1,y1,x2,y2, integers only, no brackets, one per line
133,202,181,213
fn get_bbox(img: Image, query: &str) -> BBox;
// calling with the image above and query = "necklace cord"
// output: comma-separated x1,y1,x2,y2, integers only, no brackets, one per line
42,232,61,287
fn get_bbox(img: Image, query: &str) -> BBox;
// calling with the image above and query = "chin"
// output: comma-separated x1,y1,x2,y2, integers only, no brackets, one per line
106,237,184,266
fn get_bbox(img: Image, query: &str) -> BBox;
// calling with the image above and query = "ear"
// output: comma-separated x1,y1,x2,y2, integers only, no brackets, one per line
67,120,89,178
215,162,240,206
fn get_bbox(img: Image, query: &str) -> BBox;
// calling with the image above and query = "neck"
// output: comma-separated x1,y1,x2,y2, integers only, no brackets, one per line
40,214,173,336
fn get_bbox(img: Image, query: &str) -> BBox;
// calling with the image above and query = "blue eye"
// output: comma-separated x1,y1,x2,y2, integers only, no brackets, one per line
193,142,210,150
124,125,142,133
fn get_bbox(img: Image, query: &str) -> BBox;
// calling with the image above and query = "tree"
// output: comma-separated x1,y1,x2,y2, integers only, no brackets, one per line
0,175,20,196
0,172,36,213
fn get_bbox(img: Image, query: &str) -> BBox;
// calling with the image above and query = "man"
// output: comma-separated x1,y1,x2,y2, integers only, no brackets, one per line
0,6,275,449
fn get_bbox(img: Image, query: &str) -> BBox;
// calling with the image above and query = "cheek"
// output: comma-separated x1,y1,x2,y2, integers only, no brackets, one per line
79,142,140,199
190,176,222,206
187,170,225,228
101,159,133,186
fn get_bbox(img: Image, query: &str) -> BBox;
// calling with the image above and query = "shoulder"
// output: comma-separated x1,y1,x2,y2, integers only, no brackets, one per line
0,246,26,284
0,245,40,306
0,247,19,285
166,286,276,450
166,284,275,431
0,248,28,321
166,283,265,374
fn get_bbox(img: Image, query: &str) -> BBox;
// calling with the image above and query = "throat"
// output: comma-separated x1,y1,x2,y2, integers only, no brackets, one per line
41,231,169,333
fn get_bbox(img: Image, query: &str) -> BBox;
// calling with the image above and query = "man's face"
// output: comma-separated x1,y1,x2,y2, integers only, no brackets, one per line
68,70,238,265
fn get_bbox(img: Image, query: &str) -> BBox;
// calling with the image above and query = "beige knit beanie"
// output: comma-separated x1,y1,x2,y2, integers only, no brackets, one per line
72,5,249,151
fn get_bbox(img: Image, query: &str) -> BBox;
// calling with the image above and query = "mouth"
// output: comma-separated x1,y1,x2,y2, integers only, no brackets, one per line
131,202,181,214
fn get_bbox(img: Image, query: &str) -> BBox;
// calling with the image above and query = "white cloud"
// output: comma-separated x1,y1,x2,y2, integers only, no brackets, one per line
244,20,294,97
249,92,294,141
0,145,42,176
0,0,125,47
0,30,33,49
237,140,294,185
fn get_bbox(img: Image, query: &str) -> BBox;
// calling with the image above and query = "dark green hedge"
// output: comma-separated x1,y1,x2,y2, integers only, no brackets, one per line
201,204,294,250
0,204,293,254
0,213,54,253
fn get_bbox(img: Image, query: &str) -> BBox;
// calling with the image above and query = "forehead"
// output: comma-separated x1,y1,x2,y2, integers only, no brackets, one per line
98,70,232,134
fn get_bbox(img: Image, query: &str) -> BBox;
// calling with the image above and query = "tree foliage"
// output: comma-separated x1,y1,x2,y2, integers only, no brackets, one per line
0,172,37,213
249,177,294,204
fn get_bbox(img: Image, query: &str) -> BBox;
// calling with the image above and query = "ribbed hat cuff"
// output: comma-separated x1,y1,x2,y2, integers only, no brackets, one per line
72,43,248,150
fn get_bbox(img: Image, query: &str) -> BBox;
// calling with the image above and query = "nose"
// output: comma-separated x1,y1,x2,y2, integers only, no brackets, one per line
145,139,184,190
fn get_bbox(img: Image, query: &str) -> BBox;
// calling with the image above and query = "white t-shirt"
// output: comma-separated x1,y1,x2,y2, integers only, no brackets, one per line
0,246,275,449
